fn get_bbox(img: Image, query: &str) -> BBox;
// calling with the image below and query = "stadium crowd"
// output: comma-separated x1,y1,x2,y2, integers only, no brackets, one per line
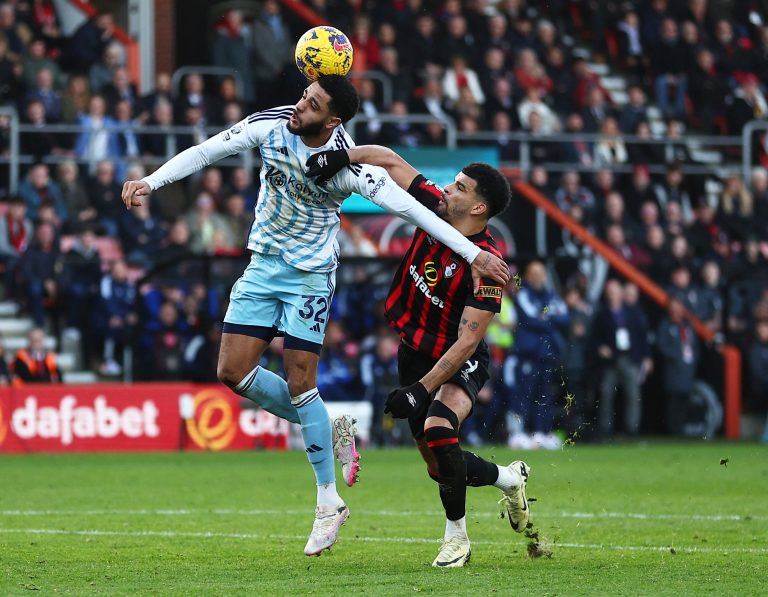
0,0,767,444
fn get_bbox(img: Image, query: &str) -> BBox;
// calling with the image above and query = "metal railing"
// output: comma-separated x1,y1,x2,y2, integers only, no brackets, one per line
0,115,759,194
742,119,768,184
348,70,393,109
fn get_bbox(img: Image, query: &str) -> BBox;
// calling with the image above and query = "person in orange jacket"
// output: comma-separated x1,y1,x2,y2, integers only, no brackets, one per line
11,327,60,385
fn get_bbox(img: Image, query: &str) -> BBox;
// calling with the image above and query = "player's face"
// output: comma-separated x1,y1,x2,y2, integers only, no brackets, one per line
441,172,483,222
288,82,337,137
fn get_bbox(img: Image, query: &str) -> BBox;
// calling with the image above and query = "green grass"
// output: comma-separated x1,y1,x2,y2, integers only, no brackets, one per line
1,443,767,596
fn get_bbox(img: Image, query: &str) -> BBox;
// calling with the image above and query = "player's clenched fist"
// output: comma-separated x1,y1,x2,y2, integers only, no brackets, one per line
121,180,151,209
384,381,429,419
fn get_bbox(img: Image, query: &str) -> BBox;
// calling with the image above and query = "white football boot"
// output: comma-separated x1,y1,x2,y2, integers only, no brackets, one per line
303,504,349,556
499,460,531,532
432,536,472,568
332,415,361,487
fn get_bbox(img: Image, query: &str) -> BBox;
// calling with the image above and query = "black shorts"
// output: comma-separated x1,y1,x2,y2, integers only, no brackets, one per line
397,341,490,439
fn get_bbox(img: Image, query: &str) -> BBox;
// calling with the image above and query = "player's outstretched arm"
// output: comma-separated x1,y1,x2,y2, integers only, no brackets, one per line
307,146,418,190
333,165,509,286
385,306,494,418
122,113,274,208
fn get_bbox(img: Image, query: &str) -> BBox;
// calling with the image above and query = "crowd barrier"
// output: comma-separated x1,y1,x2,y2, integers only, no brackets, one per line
0,384,372,453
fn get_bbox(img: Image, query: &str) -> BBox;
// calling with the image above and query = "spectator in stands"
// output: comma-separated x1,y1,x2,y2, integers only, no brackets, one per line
0,4,30,56
726,73,768,135
489,111,517,162
316,320,359,402
441,14,481,68
102,66,138,115
211,10,254,105
558,113,592,167
663,119,694,164
142,97,176,159
518,87,560,134
627,121,665,166
225,166,258,212
599,191,639,241
25,66,62,123
354,78,382,144
688,48,728,133
138,72,172,118
654,163,694,224
592,279,651,439
350,14,380,72
339,223,377,257
711,18,750,75
56,160,94,234
407,12,440,76
380,100,423,147
17,221,59,326
174,73,212,123
18,162,66,222
657,298,699,435
0,35,21,105
221,193,249,251
514,47,552,96
508,260,569,450
88,42,121,95
176,105,208,152
22,37,61,90
120,193,165,268
154,218,192,267
618,85,649,135
698,260,724,334
183,192,230,255
75,94,119,171
606,224,650,270
651,18,687,119
63,12,115,74
144,300,187,381
86,159,122,237
717,174,753,242
60,223,101,361
60,74,90,125
617,9,647,81
643,224,671,281
667,264,701,314
555,171,596,223
572,57,612,111
376,46,411,104
95,258,137,375
360,329,400,446
250,0,293,108
478,46,508,100
581,85,615,133
593,116,628,168
623,164,656,218
0,196,32,297
20,97,63,160
11,327,61,384
182,321,222,383
195,167,224,208
212,78,244,127
113,98,141,164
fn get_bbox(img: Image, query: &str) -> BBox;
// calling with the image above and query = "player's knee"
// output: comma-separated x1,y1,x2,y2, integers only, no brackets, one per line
216,361,242,389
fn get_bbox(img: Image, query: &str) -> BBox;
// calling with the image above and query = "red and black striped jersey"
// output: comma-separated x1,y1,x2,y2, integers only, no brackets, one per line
385,174,504,359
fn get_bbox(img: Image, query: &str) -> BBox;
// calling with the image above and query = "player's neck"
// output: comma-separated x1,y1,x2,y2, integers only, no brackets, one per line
453,218,486,238
301,130,333,148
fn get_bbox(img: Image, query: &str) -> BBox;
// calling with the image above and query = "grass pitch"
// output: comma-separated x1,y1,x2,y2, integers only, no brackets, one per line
1,442,766,596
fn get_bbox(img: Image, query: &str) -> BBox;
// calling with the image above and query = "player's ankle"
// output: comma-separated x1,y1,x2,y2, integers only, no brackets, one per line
493,464,521,491
316,482,344,508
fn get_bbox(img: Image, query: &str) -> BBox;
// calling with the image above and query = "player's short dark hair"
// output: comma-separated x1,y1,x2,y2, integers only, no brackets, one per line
461,162,511,219
317,74,360,123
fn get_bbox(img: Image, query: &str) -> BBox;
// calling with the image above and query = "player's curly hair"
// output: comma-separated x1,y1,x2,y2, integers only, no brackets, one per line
461,162,511,218
317,74,360,123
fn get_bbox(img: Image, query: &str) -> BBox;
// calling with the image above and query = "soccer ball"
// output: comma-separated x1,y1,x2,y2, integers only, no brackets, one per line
294,26,354,81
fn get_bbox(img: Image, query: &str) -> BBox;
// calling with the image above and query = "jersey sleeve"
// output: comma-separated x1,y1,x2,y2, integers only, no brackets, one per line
142,108,290,191
331,164,481,264
407,174,443,212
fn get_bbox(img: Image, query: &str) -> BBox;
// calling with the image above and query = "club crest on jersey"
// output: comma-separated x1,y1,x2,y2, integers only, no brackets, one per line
444,260,460,279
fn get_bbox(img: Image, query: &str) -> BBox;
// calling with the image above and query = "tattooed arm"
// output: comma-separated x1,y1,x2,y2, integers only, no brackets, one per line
419,305,495,393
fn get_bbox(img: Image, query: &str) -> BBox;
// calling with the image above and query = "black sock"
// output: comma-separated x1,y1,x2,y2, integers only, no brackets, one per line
425,426,467,521
464,451,499,487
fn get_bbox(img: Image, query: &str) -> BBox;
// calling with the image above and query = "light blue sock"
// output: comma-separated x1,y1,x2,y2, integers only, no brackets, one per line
234,366,300,424
292,388,336,487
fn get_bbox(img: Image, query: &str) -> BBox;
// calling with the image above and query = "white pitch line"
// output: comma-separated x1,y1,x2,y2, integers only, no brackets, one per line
0,528,767,554
1,508,766,523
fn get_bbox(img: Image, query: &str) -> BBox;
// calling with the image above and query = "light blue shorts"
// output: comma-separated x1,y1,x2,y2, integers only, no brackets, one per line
223,252,335,349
